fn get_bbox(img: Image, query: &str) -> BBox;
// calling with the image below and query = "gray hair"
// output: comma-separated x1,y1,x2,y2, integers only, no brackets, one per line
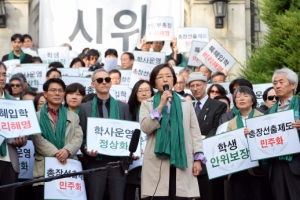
92,68,108,81
233,86,257,109
179,68,192,75
211,71,226,81
272,68,298,93
9,76,24,87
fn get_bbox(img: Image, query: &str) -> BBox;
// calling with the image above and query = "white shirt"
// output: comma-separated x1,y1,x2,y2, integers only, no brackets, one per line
194,95,209,110
0,90,10,162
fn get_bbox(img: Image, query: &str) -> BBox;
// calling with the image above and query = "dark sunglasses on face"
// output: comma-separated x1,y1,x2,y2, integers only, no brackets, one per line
95,77,111,84
267,95,279,101
10,84,21,87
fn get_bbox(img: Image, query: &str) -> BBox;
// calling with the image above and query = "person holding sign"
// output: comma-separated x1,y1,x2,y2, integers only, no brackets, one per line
268,68,300,200
64,83,86,114
31,78,83,200
78,68,130,200
226,86,268,200
139,63,206,199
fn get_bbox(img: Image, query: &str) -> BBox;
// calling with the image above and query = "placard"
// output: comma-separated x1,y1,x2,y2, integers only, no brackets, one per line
172,66,183,75
187,41,207,67
196,39,236,73
245,110,300,161
177,27,209,52
129,131,147,170
133,51,165,65
44,157,87,200
119,70,132,85
38,47,70,68
0,100,41,138
216,122,229,135
13,64,48,88
104,58,118,72
86,118,141,156
146,16,174,41
129,62,155,88
82,71,93,78
3,59,20,72
110,85,132,103
18,140,34,179
253,83,273,107
59,68,80,77
78,67,89,77
203,128,259,179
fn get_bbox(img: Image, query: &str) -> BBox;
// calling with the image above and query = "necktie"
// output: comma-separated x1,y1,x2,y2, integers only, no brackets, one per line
102,100,108,118
195,101,201,117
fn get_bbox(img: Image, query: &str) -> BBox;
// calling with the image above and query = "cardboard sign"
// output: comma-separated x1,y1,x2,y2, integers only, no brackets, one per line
133,51,165,65
129,62,155,88
18,140,34,179
177,27,209,52
146,16,174,41
187,41,207,67
38,47,70,68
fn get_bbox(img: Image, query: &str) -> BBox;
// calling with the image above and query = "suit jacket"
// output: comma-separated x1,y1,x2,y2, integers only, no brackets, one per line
78,98,131,160
31,110,83,184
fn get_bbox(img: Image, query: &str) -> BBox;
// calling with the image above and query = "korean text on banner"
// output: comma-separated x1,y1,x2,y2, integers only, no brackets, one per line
196,39,236,73
87,118,141,157
203,128,259,180
146,16,174,41
245,109,300,161
133,51,166,65
38,47,70,68
177,27,209,53
129,62,156,88
44,157,87,200
0,100,41,138
187,41,207,67
129,131,147,170
111,85,132,103
18,140,35,179
120,70,132,85
13,64,48,88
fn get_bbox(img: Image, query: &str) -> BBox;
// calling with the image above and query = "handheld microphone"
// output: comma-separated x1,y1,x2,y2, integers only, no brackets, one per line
123,129,141,174
163,84,171,102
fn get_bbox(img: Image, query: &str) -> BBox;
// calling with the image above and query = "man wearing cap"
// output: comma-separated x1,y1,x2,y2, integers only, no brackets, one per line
188,72,227,200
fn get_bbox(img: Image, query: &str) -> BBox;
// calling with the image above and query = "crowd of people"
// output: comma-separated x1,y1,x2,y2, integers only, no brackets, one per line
0,33,299,200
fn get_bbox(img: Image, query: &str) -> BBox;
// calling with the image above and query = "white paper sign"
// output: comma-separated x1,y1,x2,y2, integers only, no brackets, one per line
44,157,87,200
245,110,300,161
188,41,208,67
87,118,141,156
82,71,93,78
111,85,132,103
38,47,70,68
129,62,155,88
0,135,4,146
133,51,166,65
172,66,183,75
177,27,209,53
203,128,259,179
216,122,229,135
0,100,41,138
146,16,174,41
253,83,273,107
78,68,89,77
59,68,80,77
196,39,236,73
104,58,118,72
13,64,48,88
120,70,132,85
18,140,34,179
129,131,147,170
3,59,20,72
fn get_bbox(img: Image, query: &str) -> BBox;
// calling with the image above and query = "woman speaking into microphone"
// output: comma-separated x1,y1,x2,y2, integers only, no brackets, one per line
139,63,206,200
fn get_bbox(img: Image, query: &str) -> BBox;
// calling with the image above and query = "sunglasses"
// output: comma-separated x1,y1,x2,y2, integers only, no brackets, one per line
210,90,220,94
95,77,111,84
10,84,21,87
267,95,279,101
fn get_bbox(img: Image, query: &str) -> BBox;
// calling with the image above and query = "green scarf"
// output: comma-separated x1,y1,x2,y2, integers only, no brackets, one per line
269,95,299,161
153,91,187,168
0,91,13,156
8,50,25,62
91,95,120,160
67,107,80,115
232,106,240,116
236,109,255,129
39,104,67,149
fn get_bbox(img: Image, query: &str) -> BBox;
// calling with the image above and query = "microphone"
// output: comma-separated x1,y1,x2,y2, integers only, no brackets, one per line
163,84,171,102
123,129,141,174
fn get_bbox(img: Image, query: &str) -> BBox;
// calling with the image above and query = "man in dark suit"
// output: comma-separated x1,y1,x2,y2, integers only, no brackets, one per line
188,72,227,200
78,68,130,200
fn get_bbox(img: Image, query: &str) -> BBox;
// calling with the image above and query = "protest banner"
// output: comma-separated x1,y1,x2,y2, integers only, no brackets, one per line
18,140,34,179
111,85,132,103
177,27,209,53
133,51,166,65
196,39,236,73
82,71,93,78
245,109,300,161
129,131,147,170
203,128,259,179
187,41,208,67
253,83,273,107
13,64,48,88
3,59,20,72
119,70,132,85
0,100,41,138
104,58,118,72
129,62,155,88
40,0,184,56
216,122,229,135
38,47,70,68
86,118,141,156
44,157,86,200
146,16,174,41
78,67,89,77
59,68,80,77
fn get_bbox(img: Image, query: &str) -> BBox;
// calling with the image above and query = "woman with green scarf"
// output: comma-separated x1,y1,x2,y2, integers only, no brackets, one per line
64,83,86,114
227,86,268,200
139,63,205,199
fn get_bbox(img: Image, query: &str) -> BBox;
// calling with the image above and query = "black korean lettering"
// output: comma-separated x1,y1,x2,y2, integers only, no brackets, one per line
47,168,55,177
256,128,263,137
69,10,93,42
249,129,256,138
271,125,277,134
209,46,215,53
285,122,293,130
263,126,270,135
278,123,285,132
218,142,227,152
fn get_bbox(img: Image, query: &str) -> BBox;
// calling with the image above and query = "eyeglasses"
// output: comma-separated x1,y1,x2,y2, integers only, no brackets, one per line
210,90,220,94
90,56,99,61
48,88,65,93
267,95,279,101
138,89,151,93
10,84,21,87
94,77,111,84
156,74,173,80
